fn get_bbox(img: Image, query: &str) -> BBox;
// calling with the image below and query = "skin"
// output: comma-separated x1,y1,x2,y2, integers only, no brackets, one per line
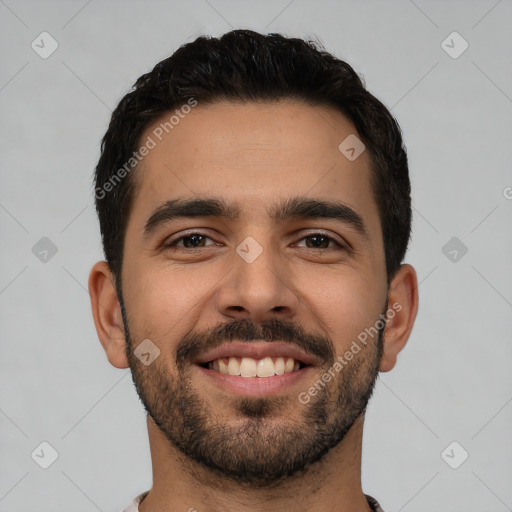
89,100,418,512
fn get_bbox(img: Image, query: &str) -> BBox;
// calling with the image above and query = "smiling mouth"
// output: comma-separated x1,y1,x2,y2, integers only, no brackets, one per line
199,356,309,378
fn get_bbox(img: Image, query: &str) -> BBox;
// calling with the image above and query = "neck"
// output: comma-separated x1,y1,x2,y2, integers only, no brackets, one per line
139,414,372,512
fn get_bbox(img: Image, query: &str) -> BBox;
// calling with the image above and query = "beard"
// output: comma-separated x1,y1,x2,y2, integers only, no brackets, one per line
121,299,386,488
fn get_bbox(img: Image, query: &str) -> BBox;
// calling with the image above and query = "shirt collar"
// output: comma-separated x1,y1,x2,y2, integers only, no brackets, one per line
125,491,385,511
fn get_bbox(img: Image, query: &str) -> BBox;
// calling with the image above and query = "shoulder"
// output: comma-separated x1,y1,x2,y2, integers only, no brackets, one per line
120,490,150,512
365,494,386,512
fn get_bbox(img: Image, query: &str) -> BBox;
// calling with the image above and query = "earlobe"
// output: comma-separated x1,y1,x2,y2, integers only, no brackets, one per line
88,261,129,369
379,264,419,372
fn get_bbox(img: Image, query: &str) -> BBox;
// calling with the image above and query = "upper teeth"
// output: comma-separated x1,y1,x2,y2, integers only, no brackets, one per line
208,356,301,377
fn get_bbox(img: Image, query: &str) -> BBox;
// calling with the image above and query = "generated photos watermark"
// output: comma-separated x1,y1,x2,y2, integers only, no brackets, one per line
298,301,402,404
95,97,198,200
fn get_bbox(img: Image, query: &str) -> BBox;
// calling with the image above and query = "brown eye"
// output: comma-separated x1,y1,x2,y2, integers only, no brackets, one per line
296,233,345,250
166,233,215,249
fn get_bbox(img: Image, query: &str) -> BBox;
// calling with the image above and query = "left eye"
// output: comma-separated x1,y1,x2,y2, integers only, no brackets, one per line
295,234,342,249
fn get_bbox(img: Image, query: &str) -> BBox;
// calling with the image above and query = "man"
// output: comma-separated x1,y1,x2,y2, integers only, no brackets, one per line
89,29,418,512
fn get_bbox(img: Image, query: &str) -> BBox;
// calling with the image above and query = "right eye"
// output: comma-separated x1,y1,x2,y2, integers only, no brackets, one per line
164,232,217,249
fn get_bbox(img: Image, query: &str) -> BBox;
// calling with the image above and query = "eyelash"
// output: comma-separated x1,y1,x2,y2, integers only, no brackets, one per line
164,231,347,251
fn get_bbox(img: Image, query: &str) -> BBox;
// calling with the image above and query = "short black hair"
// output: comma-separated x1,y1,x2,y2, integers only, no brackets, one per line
94,29,411,288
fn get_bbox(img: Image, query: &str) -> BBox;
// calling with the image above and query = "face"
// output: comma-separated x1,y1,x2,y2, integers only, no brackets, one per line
119,100,390,485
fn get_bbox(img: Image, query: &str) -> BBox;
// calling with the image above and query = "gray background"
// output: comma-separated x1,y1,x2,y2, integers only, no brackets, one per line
1,1,511,511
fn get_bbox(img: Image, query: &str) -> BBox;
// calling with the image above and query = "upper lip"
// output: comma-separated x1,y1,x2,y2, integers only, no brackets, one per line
194,341,318,366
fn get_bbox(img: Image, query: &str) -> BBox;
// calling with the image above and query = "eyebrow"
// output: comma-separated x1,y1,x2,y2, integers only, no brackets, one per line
143,196,369,239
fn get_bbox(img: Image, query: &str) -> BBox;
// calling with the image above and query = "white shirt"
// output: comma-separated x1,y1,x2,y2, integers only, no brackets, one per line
121,491,149,512
121,491,385,511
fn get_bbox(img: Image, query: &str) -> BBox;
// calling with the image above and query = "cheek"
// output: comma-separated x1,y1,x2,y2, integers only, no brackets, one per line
123,263,219,340
299,268,385,349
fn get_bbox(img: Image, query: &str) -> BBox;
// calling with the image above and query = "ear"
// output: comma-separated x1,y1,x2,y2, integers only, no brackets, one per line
88,261,129,369
379,264,419,372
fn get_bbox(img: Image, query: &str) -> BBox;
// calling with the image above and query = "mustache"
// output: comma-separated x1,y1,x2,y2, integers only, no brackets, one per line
176,318,334,368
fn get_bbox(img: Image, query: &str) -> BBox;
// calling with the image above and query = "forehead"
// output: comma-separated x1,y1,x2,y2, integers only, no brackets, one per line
129,100,379,232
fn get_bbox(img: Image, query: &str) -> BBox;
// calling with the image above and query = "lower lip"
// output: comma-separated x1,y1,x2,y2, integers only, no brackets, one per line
194,364,313,397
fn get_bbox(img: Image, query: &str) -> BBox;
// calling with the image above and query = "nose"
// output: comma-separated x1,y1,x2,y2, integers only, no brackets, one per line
215,240,300,324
